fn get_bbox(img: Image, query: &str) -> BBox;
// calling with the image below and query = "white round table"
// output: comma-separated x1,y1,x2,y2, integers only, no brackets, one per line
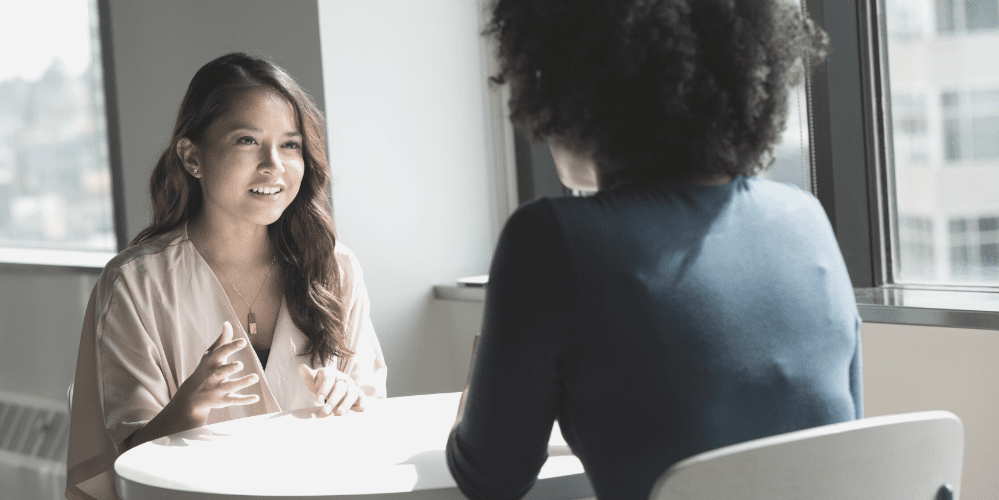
115,392,594,499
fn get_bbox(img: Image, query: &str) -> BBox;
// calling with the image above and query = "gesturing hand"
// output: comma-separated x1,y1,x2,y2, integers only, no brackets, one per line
298,364,366,416
177,321,261,421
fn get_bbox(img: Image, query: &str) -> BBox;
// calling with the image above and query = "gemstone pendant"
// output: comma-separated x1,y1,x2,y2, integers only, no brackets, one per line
248,311,257,335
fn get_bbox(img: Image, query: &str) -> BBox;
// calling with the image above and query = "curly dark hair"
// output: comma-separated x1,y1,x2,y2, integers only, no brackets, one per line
487,0,829,188
131,53,352,366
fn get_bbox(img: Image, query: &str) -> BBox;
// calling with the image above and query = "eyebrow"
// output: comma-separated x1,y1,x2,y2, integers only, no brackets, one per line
229,124,302,138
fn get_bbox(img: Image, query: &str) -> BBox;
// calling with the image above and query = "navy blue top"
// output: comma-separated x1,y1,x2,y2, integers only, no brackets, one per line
446,176,862,500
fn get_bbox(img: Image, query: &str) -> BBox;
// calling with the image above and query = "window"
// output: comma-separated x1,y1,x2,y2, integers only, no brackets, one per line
942,90,999,162
899,215,936,279
760,68,814,192
948,215,999,281
0,0,118,266
893,94,929,165
936,0,999,32
883,0,999,285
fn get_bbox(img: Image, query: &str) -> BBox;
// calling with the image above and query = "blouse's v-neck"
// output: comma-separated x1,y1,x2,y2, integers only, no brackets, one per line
182,222,283,370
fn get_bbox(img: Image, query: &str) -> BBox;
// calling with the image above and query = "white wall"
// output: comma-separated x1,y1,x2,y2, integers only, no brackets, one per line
861,322,998,500
318,0,513,396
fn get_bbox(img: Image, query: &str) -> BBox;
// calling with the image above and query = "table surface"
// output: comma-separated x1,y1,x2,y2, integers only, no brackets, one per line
115,392,594,499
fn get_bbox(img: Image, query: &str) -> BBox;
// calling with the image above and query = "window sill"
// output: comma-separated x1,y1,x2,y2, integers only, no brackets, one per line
433,281,999,330
855,286,999,330
433,284,485,303
0,248,114,273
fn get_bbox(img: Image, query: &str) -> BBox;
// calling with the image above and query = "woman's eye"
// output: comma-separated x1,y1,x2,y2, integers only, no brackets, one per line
283,141,301,150
237,136,258,145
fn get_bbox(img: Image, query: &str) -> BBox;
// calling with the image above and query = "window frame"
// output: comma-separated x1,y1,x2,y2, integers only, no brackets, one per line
809,0,999,328
0,0,127,272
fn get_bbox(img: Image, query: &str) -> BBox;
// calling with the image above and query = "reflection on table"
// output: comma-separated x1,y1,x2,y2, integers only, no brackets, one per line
115,392,594,499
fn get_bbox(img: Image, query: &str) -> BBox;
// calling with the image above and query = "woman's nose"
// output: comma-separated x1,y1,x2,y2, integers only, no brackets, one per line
259,145,285,174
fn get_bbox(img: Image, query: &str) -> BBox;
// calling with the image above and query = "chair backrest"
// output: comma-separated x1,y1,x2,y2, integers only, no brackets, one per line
648,411,964,500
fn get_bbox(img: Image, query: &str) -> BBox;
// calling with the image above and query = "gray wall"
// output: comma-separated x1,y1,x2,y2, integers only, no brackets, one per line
109,0,326,241
0,0,325,403
0,268,97,401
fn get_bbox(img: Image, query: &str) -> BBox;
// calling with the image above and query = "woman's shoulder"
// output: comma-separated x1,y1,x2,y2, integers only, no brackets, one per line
104,227,187,273
743,176,819,203
96,226,190,298
741,176,828,220
333,241,365,291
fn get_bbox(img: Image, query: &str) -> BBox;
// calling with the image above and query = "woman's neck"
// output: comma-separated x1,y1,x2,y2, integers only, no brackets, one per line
187,214,274,267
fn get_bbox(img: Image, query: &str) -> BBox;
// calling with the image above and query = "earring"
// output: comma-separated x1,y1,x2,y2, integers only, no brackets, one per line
191,168,199,175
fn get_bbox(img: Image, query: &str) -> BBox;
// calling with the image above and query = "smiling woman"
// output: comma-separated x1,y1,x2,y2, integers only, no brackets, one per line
66,53,387,500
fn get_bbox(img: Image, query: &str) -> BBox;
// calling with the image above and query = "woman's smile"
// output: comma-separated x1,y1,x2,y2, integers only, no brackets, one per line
185,87,305,229
249,185,284,196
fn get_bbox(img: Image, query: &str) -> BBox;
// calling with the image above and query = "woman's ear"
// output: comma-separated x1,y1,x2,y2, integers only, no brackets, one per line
176,138,201,178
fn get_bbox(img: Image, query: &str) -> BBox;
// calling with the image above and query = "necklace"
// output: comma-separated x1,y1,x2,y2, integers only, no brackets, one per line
201,246,277,336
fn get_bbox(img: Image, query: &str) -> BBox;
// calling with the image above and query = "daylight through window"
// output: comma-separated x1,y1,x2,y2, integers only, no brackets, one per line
0,0,116,256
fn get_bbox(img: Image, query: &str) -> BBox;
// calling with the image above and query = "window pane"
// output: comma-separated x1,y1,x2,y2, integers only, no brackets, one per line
758,0,813,193
886,0,999,285
971,116,999,159
943,119,962,160
966,0,999,29
979,216,999,231
758,75,812,191
0,0,115,253
937,0,957,32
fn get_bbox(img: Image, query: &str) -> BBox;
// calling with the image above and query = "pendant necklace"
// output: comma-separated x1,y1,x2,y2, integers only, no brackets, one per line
202,247,277,336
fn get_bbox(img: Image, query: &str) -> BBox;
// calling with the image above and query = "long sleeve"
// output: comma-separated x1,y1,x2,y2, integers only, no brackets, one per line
66,286,120,500
446,200,577,500
338,251,387,399
96,272,171,449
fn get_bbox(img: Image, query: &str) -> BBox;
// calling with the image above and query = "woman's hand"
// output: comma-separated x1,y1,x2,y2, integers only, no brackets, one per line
298,363,366,416
175,321,261,421
122,321,260,452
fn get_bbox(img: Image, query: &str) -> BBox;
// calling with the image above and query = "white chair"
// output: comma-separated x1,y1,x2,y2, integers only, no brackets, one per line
649,411,964,500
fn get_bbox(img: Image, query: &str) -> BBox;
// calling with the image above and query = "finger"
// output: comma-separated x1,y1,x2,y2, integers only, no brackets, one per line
222,393,260,406
207,321,232,351
335,383,359,416
315,370,335,405
221,373,260,393
223,320,233,341
324,378,349,415
352,391,367,412
215,360,244,380
214,336,248,363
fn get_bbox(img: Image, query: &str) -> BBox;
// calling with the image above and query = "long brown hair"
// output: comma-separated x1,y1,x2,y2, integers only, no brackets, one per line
131,52,351,365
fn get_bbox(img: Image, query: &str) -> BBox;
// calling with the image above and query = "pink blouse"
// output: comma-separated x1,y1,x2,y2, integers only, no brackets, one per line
66,225,387,500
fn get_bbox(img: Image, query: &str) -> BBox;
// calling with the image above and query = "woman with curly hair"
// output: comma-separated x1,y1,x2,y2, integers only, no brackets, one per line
67,53,386,500
446,1,861,498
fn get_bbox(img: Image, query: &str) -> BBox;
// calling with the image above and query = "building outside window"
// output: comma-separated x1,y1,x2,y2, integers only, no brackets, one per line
948,215,999,281
942,90,999,162
936,0,999,31
886,0,999,285
899,215,936,279
0,0,116,261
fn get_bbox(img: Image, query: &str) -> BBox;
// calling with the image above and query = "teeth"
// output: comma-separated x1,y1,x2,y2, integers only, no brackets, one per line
251,187,282,195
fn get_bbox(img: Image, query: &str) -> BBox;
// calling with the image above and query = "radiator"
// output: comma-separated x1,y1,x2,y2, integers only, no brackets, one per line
0,391,69,500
